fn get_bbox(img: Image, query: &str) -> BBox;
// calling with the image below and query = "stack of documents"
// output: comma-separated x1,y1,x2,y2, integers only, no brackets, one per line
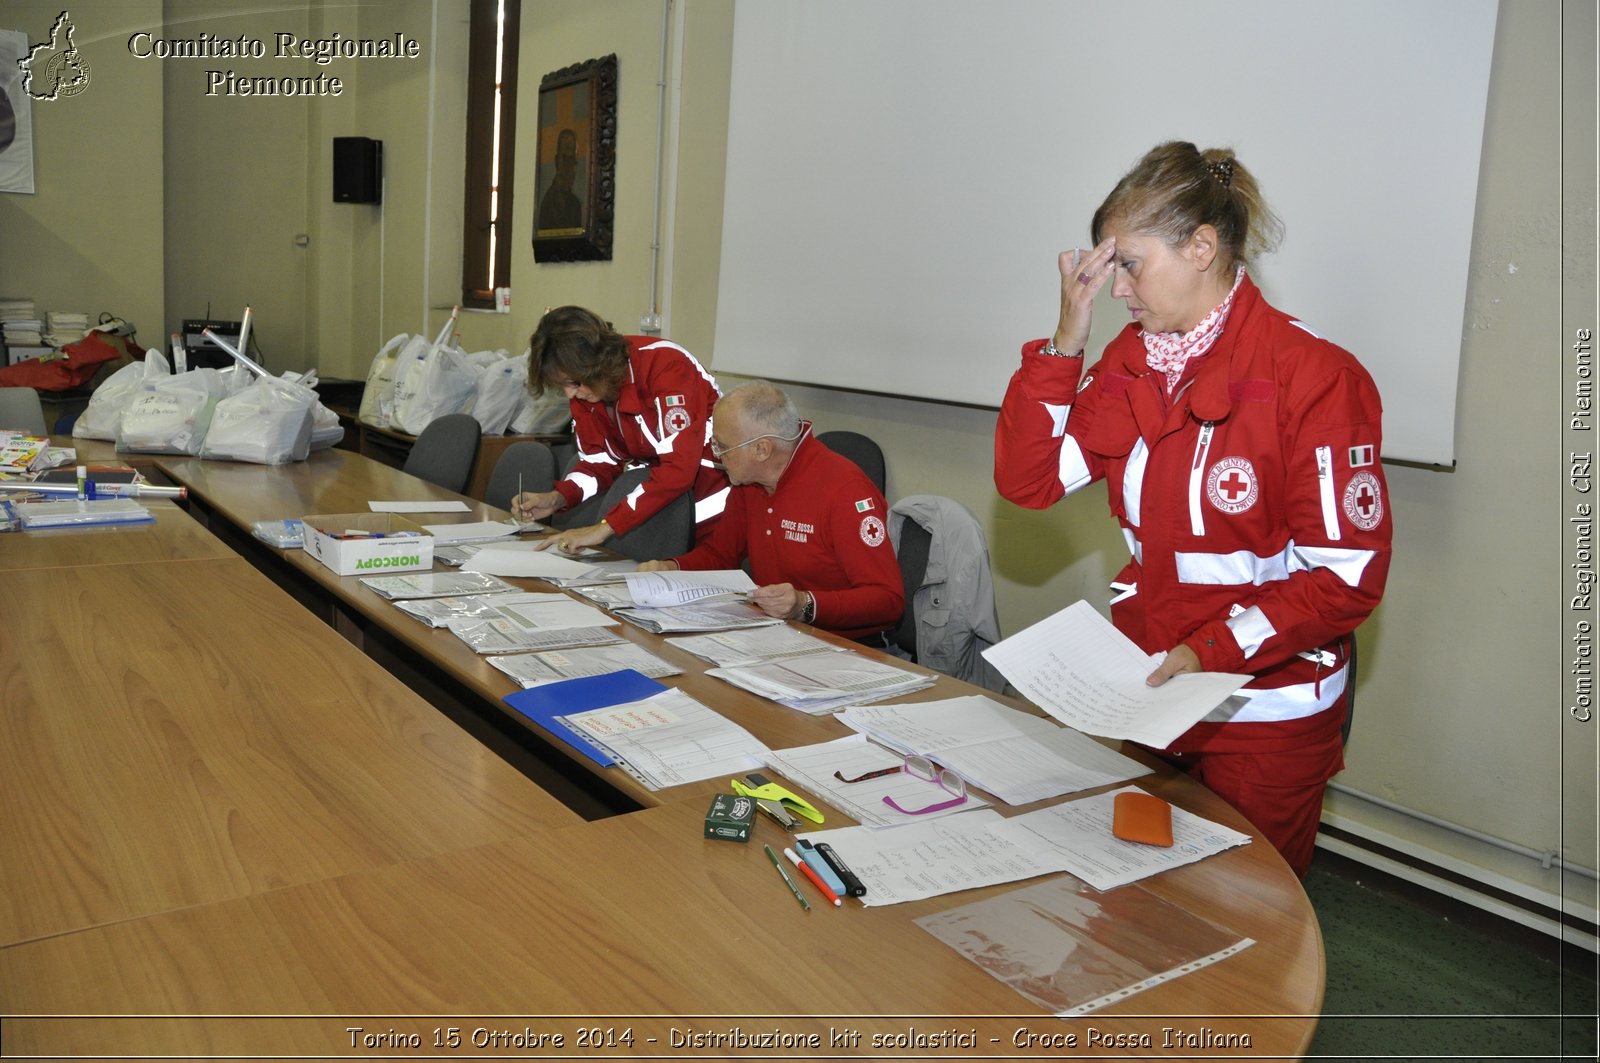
707,651,934,715
487,643,682,688
418,519,526,544
395,590,596,628
358,571,519,600
44,311,88,346
560,687,771,790
574,568,754,612
434,591,624,654
538,557,639,587
667,626,843,666
614,600,784,634
839,697,1149,805
982,600,1250,747
16,498,153,529
1,299,42,347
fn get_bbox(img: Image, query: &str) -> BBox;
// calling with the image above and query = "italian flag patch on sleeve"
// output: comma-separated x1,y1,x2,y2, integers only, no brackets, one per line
855,498,874,512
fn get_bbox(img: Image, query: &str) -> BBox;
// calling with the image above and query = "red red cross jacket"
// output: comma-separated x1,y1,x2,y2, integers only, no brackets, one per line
674,427,904,639
555,337,729,537
995,275,1392,754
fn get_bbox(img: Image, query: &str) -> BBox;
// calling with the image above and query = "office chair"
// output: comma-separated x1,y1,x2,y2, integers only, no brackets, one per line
888,495,1006,692
485,440,559,512
0,387,49,435
817,430,886,495
890,517,933,659
593,465,695,561
402,413,481,494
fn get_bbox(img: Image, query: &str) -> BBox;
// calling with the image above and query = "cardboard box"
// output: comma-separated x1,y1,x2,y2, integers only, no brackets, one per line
302,512,433,576
704,793,755,843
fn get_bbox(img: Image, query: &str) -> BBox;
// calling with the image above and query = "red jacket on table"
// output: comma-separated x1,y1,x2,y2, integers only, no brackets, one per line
555,337,729,536
995,275,1392,754
674,426,904,639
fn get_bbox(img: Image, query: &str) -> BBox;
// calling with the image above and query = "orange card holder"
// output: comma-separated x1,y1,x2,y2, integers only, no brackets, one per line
1112,791,1174,847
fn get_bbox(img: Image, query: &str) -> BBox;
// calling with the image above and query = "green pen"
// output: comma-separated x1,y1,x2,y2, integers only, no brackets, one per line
764,844,810,911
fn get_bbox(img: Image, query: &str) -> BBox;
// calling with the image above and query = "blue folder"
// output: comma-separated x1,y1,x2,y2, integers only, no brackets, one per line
502,669,668,768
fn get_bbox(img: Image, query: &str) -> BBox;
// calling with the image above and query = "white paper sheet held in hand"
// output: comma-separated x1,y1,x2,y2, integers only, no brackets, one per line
981,600,1249,747
623,569,756,607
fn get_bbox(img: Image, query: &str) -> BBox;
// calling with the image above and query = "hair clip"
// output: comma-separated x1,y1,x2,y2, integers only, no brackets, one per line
1207,158,1235,189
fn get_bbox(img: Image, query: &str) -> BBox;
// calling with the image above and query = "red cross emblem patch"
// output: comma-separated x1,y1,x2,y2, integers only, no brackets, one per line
1342,471,1384,531
664,406,692,434
1205,456,1259,515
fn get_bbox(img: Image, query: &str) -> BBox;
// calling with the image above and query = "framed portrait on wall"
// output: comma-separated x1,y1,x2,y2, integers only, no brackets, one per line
532,53,616,263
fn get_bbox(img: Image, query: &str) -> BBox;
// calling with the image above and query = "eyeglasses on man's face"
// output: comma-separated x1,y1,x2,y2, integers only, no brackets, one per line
708,433,778,459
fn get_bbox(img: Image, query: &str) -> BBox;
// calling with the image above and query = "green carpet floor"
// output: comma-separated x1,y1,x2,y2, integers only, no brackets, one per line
1303,851,1598,1061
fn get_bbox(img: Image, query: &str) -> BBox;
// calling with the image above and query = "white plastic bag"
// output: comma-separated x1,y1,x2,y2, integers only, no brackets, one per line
282,368,347,451
393,342,479,435
73,352,169,441
470,349,523,435
358,332,410,428
385,334,433,431
509,384,575,436
201,376,317,465
116,366,227,454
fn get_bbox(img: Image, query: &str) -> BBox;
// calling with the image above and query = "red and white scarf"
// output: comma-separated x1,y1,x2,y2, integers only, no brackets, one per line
1142,265,1246,393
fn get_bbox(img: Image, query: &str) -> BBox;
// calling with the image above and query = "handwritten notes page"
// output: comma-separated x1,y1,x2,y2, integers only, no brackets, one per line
981,600,1249,747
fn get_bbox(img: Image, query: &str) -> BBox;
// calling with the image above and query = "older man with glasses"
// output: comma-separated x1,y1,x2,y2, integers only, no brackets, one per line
639,380,903,640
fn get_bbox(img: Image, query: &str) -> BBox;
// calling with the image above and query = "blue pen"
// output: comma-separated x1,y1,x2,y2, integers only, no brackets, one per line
796,839,848,898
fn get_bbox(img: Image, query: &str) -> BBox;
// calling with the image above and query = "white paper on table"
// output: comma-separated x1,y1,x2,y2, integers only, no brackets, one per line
560,688,769,789
623,569,756,607
982,600,1250,747
477,591,617,630
487,643,682,688
797,810,1057,907
368,500,472,513
420,520,524,544
987,786,1252,891
840,696,1149,806
668,626,843,666
765,735,990,827
463,546,596,578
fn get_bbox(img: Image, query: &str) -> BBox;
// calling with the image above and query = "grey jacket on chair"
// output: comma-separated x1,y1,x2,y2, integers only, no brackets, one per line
888,495,1006,692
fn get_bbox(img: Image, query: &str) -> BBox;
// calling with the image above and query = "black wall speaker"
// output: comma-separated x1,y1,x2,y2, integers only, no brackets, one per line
332,137,382,204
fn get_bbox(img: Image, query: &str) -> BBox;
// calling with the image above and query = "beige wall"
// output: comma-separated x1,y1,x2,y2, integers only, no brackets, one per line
2,1,1592,896
0,0,165,345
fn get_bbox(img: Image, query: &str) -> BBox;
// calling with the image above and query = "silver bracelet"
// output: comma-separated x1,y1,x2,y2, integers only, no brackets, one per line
1039,339,1079,358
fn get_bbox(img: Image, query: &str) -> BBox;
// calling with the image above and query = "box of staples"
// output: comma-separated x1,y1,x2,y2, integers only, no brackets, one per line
302,513,434,576
704,793,755,843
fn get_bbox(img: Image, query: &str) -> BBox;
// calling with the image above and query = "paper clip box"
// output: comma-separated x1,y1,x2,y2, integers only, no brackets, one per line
302,512,434,576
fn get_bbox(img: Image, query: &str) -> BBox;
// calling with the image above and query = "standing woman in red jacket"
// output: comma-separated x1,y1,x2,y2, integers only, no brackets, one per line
995,142,1392,876
512,305,729,552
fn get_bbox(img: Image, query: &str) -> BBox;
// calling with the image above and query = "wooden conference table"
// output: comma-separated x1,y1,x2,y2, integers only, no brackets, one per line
1,443,1325,1059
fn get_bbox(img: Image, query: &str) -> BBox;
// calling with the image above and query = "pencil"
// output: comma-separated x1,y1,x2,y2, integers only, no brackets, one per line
764,844,810,911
